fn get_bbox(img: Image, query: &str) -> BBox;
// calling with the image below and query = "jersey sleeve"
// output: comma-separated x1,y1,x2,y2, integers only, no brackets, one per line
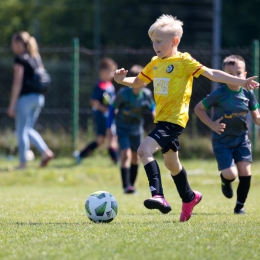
201,89,219,110
137,58,155,84
182,52,206,78
249,90,259,111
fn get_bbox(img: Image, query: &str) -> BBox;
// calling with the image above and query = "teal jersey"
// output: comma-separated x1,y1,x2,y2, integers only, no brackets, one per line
112,87,155,134
202,85,259,142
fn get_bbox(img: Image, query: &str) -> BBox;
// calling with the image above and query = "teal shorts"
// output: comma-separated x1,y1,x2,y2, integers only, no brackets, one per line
212,135,252,171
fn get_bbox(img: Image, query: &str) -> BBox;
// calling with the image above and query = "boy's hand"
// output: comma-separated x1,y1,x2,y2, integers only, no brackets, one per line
244,76,259,90
114,68,128,83
210,117,226,135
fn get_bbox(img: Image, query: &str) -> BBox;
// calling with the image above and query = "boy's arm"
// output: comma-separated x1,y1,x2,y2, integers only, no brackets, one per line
114,68,145,88
202,68,259,90
250,109,260,126
194,101,226,135
90,99,108,113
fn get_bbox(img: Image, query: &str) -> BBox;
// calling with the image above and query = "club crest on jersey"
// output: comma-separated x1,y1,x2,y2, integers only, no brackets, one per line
166,65,174,73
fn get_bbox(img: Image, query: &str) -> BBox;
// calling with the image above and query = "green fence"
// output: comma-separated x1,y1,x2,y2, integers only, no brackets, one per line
0,43,259,148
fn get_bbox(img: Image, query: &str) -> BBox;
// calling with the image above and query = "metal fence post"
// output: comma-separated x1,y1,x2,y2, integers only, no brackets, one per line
252,40,259,153
72,38,79,151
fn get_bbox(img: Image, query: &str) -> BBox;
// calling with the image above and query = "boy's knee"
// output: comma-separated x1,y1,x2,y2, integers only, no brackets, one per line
165,161,181,175
131,152,138,164
222,168,237,180
137,145,147,158
121,150,130,161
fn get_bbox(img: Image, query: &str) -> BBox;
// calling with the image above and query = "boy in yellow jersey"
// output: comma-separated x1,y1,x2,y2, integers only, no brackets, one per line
114,15,259,222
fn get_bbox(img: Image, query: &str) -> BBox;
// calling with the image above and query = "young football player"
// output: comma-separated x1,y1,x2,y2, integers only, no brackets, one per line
195,55,260,214
114,15,259,221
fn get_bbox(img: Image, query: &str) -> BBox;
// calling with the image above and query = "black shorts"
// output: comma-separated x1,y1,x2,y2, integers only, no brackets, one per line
148,122,184,154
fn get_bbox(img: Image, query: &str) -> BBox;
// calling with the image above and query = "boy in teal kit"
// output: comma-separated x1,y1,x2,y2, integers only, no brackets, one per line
195,55,260,214
114,15,259,222
107,65,155,194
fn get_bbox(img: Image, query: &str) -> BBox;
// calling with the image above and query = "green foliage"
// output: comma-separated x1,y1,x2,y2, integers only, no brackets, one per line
1,0,259,48
0,157,260,260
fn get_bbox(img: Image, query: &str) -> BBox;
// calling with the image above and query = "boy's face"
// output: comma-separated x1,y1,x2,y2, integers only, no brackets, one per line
224,61,247,89
150,31,176,59
99,68,114,82
224,61,247,79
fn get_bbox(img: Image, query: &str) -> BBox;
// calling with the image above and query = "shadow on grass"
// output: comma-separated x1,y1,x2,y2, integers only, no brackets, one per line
0,167,13,173
47,161,77,169
0,161,77,172
14,222,86,226
193,212,229,216
13,219,180,225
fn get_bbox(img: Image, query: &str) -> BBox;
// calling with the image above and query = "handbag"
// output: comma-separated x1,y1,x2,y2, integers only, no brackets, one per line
26,56,51,94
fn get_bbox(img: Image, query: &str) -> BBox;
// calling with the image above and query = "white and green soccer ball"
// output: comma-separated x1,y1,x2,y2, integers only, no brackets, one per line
85,191,118,223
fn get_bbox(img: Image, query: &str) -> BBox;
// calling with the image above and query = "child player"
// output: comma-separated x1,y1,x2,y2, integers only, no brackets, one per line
107,65,155,194
114,15,259,222
195,55,260,214
74,58,118,164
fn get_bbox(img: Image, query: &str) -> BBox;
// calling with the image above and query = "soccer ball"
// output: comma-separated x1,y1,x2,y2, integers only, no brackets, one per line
85,191,118,223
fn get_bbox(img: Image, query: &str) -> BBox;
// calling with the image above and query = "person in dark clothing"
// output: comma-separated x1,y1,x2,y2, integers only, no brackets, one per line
7,31,54,169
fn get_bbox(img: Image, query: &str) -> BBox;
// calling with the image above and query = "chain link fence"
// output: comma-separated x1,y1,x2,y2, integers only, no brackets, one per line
0,45,257,140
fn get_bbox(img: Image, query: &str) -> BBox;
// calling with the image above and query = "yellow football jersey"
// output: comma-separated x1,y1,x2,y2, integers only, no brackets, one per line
138,52,206,127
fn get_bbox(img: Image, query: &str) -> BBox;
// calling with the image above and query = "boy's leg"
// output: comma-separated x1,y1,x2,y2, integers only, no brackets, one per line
76,112,106,162
120,148,134,193
108,135,118,164
79,139,100,158
130,152,139,187
235,161,252,214
164,150,193,202
117,128,134,193
213,143,236,198
164,149,202,222
138,136,171,214
129,134,142,187
220,167,237,198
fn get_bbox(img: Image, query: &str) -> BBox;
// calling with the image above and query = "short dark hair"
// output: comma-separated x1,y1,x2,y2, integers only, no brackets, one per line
99,57,117,71
128,65,144,77
222,55,246,70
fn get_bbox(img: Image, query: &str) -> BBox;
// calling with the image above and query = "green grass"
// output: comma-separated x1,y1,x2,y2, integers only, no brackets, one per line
0,156,260,260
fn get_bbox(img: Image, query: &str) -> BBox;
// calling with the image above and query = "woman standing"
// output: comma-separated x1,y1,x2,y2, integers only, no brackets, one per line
7,31,54,169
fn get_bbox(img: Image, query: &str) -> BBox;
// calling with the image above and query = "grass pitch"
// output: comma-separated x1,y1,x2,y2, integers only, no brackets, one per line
0,156,260,260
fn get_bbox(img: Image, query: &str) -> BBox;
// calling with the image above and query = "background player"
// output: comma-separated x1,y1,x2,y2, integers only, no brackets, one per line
114,15,259,222
107,65,155,194
195,55,260,214
74,58,118,164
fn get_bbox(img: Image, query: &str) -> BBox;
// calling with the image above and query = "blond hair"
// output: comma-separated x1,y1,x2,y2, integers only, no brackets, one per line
12,31,39,57
222,55,246,70
148,14,183,38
